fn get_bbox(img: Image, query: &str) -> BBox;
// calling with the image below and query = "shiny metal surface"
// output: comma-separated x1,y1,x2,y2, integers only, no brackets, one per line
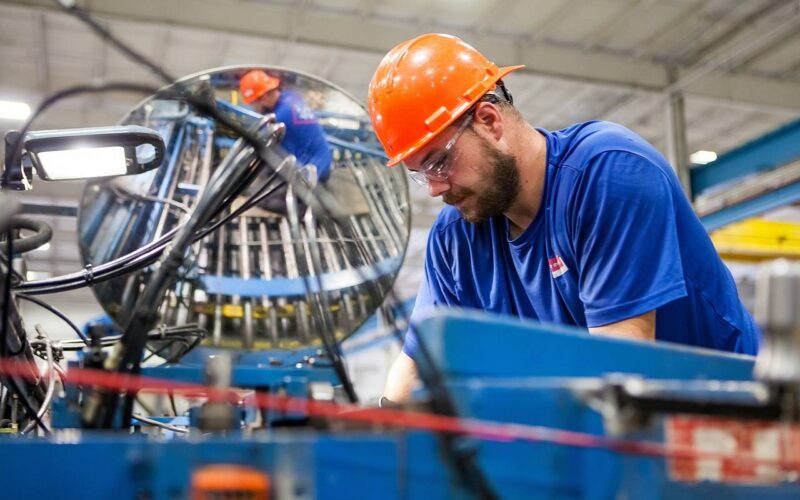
78,66,409,352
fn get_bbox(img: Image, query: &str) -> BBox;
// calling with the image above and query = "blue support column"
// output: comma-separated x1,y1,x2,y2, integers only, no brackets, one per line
701,182,800,231
691,116,800,199
692,115,800,229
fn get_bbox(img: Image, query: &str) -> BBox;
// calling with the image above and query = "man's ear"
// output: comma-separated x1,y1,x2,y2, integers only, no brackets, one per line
472,102,504,142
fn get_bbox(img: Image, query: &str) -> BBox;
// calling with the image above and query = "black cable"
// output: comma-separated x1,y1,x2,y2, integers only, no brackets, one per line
0,290,50,433
108,140,266,428
0,242,26,358
58,325,205,352
17,226,178,295
15,163,283,296
61,2,177,84
0,254,25,285
1,211,15,358
14,293,89,343
53,14,496,498
0,216,53,255
110,185,191,215
0,264,26,357
4,340,26,357
2,375,49,435
168,391,178,417
53,4,366,412
1,82,160,359
143,327,204,363
0,85,159,435
143,341,185,363
197,170,284,237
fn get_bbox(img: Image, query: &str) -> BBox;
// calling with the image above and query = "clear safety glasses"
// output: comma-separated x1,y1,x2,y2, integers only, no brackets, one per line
407,111,473,187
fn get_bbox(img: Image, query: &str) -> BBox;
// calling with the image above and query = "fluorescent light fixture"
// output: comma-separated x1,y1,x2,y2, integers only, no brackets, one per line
7,125,165,183
690,150,717,165
37,146,127,180
0,100,31,121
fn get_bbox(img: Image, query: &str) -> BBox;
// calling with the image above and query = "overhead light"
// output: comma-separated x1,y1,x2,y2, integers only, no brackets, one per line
2,125,166,186
690,150,717,165
0,100,31,121
37,146,128,180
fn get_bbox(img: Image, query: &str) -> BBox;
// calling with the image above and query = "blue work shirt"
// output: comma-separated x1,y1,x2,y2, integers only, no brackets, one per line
273,90,333,182
405,121,761,358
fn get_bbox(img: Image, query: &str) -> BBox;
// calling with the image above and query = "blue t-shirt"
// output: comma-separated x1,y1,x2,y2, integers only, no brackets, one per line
274,90,333,182
405,121,761,358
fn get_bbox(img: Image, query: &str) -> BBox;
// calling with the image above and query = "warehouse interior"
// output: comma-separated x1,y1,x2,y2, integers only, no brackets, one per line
1,0,800,498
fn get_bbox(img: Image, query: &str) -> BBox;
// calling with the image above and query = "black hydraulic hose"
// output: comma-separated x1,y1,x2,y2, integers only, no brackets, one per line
15,6,370,420
2,82,162,303
0,217,53,255
15,225,180,294
15,293,88,343
116,141,270,426
52,17,491,499
16,154,285,295
87,135,275,428
15,170,284,296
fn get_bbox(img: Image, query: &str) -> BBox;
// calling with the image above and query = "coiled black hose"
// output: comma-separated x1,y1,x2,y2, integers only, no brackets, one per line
0,216,53,255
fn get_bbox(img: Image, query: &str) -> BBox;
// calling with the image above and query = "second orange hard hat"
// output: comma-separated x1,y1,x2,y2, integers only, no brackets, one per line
368,33,524,167
239,70,281,105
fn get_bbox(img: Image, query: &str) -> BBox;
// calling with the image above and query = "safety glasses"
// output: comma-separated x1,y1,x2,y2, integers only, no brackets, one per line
407,111,473,187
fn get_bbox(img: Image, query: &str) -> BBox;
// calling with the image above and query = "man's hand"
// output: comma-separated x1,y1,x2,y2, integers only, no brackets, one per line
588,310,656,341
382,311,655,403
382,351,418,403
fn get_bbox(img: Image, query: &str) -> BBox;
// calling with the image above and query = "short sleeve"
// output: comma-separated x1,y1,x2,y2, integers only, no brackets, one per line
402,226,460,358
572,151,687,327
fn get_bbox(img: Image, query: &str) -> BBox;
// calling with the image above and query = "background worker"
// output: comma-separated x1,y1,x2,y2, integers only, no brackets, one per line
367,34,762,403
239,69,332,213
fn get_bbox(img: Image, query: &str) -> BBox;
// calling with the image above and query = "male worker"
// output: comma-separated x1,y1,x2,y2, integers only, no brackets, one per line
239,70,332,213
367,34,761,402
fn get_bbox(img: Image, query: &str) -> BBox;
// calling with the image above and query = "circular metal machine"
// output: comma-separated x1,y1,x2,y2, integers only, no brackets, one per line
77,66,409,353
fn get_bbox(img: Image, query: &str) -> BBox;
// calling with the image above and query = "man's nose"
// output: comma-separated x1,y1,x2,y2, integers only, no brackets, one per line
427,177,450,197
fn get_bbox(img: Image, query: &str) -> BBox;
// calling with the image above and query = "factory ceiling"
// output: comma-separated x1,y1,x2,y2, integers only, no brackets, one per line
1,0,799,299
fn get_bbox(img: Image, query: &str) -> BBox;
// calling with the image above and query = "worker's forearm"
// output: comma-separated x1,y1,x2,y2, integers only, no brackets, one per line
382,352,418,403
588,310,656,341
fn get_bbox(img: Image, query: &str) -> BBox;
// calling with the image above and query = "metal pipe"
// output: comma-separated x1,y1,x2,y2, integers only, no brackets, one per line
279,216,307,344
348,156,401,255
212,227,224,346
132,414,188,434
258,220,279,346
239,215,254,348
21,329,56,435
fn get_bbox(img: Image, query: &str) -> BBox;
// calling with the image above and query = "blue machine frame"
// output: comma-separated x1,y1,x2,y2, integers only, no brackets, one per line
694,116,800,230
2,311,797,499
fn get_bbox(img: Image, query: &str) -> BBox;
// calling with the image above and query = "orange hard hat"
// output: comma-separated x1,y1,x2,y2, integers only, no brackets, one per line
240,70,281,105
368,33,524,166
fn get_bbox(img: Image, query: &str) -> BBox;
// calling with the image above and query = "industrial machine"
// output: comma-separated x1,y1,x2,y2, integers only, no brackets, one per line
1,9,800,498
77,68,406,353
2,63,410,430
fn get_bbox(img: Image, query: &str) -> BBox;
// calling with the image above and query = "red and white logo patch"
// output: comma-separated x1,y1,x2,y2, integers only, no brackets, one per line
548,256,568,278
666,416,800,484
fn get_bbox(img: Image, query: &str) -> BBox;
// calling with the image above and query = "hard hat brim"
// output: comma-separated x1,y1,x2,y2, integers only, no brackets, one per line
385,64,525,167
241,78,281,105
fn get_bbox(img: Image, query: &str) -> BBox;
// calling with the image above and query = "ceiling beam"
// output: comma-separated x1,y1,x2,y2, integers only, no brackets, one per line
667,0,800,95
5,0,800,109
35,10,49,94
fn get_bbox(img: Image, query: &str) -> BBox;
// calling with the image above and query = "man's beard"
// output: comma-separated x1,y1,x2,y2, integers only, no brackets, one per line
443,136,520,224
